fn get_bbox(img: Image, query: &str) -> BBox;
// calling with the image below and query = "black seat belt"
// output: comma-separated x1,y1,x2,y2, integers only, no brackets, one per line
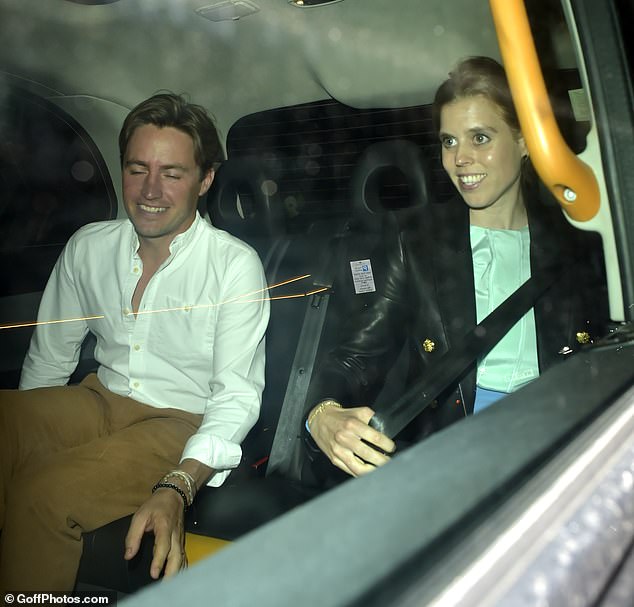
266,222,350,479
369,267,560,439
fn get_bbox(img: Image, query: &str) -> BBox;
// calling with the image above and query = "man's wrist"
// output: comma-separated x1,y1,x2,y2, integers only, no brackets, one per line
177,458,215,492
152,481,190,510
162,470,196,504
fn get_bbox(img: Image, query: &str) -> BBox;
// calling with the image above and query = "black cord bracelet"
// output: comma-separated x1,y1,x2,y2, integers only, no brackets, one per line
152,481,190,509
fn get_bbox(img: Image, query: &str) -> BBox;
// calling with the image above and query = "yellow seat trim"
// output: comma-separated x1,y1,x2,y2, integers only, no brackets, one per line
185,532,231,565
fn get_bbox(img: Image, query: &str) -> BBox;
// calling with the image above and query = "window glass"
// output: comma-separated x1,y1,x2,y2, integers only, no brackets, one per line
227,85,587,235
0,87,117,296
227,100,452,233
616,0,634,76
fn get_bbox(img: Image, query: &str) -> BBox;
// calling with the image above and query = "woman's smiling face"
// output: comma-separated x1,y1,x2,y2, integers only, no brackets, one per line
439,95,527,214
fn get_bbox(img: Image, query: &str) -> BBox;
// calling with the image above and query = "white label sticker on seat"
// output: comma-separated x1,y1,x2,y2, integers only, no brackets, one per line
350,259,376,294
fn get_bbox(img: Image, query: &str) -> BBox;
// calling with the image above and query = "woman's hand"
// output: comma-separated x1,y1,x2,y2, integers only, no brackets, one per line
308,404,395,477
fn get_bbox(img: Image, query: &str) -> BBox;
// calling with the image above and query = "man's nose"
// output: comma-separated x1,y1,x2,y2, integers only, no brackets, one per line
141,173,162,199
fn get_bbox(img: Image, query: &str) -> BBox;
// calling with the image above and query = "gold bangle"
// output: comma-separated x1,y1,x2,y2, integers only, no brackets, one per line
307,399,342,429
162,470,196,505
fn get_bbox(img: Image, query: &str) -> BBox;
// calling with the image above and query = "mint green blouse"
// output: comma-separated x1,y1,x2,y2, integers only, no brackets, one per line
470,225,539,393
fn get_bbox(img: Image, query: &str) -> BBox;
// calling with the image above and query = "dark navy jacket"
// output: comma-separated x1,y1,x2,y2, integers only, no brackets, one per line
307,192,608,441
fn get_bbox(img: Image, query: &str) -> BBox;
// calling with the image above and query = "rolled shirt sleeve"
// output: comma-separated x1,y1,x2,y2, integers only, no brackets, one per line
181,250,269,486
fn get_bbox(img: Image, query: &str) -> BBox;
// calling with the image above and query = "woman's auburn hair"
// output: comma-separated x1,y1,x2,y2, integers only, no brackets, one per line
432,56,521,136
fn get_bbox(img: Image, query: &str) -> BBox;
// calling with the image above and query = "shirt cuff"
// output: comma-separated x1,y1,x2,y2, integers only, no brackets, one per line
180,432,243,487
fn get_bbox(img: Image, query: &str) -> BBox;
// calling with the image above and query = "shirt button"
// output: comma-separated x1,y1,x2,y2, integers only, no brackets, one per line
133,266,140,274
133,381,140,389
123,308,131,316
134,344,141,351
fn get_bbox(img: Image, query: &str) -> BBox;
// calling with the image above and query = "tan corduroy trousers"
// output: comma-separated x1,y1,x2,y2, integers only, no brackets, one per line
0,373,202,592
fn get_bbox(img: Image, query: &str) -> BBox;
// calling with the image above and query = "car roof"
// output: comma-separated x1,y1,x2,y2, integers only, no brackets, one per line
0,0,517,137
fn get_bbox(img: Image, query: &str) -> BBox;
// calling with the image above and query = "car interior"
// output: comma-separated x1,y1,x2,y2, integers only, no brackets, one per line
0,0,633,604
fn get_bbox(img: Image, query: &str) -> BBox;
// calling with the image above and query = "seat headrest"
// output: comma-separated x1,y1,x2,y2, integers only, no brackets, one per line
207,156,284,242
350,139,431,231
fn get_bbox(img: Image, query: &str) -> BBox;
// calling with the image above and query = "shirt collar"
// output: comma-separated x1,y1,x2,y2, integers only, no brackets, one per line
128,212,203,259
168,212,203,254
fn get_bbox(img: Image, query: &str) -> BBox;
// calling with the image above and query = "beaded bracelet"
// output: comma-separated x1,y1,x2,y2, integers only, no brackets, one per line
152,481,190,510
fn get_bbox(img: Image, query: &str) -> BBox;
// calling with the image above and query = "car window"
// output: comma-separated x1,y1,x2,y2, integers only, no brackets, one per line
227,78,589,231
0,86,117,297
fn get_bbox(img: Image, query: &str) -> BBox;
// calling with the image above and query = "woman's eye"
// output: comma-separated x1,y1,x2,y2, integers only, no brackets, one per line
441,136,457,148
473,133,490,145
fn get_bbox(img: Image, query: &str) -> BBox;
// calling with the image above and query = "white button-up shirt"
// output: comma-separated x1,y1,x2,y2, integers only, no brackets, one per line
20,213,269,486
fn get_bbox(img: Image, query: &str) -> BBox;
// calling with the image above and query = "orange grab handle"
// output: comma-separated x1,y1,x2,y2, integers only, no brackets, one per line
489,0,599,222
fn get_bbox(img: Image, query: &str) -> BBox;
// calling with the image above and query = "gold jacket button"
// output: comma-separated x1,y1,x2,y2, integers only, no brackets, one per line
422,338,435,353
576,331,590,344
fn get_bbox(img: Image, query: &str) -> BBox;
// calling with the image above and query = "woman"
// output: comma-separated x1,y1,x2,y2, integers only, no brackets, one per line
303,56,607,481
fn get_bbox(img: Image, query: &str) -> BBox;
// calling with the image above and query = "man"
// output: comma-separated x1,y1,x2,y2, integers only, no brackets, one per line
0,93,269,591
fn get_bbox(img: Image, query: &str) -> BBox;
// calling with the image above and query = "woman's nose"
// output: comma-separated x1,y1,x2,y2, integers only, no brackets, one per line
454,144,473,166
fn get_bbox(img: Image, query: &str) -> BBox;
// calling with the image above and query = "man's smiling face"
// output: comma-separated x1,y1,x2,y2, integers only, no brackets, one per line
122,124,213,246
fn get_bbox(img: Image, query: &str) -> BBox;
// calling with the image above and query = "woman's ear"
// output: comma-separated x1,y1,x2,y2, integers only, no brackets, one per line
518,135,528,159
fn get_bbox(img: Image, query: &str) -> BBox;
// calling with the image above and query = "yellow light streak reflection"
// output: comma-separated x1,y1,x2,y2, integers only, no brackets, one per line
0,315,105,331
238,286,329,303
0,274,327,330
129,273,317,316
